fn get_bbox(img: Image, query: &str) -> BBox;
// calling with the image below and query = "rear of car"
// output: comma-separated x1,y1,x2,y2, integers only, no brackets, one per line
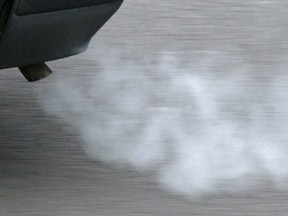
0,0,123,81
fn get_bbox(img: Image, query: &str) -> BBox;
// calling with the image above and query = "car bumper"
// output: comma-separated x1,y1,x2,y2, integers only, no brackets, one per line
0,0,123,69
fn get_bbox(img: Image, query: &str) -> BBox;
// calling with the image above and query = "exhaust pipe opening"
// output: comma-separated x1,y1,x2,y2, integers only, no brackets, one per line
19,63,52,82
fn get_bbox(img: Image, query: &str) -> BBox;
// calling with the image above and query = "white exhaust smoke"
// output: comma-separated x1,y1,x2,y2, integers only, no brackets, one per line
36,47,288,197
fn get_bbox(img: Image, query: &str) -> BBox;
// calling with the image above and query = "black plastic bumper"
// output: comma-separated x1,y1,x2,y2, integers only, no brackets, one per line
0,0,123,69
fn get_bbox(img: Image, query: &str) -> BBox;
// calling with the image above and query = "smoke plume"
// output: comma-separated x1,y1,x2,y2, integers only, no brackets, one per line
36,46,288,197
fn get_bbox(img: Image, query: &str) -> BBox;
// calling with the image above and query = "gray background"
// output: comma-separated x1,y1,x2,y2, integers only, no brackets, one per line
1,1,288,215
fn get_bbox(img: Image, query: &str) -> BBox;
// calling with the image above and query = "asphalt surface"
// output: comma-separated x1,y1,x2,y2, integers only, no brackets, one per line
2,1,288,215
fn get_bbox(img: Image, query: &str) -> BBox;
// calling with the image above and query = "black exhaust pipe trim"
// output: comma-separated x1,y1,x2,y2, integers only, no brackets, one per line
18,62,52,82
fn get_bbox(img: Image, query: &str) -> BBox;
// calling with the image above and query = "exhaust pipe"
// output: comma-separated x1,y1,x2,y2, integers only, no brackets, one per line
18,63,52,82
